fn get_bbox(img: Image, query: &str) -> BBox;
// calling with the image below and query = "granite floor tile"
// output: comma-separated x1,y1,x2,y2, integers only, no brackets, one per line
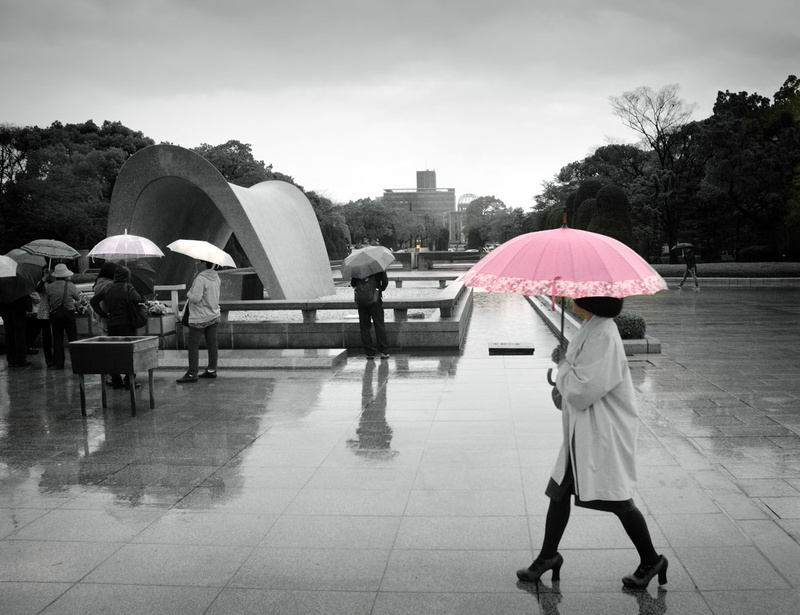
229,546,390,591
0,582,72,615
206,588,375,615
0,540,122,582
84,543,253,587
38,583,221,615
132,510,277,546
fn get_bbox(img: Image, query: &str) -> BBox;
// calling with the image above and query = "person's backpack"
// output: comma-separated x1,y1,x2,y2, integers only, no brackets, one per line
354,276,379,306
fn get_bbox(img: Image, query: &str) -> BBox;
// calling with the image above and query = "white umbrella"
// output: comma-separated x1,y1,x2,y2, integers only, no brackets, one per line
88,230,165,260
167,239,236,268
0,255,18,278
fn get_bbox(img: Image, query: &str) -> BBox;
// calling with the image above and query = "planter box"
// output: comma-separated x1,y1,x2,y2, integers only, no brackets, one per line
136,314,176,336
69,336,159,416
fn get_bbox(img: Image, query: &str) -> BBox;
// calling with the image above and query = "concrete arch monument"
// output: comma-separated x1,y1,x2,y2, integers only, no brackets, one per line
107,144,334,300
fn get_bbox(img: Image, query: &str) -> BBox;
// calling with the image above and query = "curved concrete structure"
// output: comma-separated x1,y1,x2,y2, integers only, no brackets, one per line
108,144,334,300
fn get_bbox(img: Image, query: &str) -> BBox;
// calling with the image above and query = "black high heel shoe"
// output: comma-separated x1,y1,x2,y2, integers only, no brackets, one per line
516,553,564,583
622,554,668,589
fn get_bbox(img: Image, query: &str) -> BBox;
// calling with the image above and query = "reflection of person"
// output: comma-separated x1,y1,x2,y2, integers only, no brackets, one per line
677,248,699,291
45,263,81,370
517,296,667,590
91,265,140,389
351,271,389,360
177,261,220,383
347,359,396,459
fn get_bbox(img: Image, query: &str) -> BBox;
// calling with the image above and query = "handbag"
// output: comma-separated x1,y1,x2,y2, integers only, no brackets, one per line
181,302,190,326
127,284,149,329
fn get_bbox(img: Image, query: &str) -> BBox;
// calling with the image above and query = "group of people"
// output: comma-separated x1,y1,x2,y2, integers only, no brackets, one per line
1,262,82,370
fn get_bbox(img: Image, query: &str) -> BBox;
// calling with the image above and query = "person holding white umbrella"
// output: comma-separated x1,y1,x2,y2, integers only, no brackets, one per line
175,259,221,383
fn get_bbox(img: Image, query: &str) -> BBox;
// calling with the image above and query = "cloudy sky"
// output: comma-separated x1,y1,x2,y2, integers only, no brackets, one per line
1,0,798,209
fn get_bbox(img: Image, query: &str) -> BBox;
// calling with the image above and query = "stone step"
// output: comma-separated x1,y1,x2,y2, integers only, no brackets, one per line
155,348,348,370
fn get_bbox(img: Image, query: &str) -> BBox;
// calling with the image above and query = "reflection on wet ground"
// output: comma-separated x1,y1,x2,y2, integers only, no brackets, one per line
2,287,800,614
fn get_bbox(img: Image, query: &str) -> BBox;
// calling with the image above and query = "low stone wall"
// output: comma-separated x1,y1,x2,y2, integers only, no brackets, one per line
175,285,474,351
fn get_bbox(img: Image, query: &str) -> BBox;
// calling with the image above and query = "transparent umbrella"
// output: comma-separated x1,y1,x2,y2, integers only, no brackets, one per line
88,230,164,261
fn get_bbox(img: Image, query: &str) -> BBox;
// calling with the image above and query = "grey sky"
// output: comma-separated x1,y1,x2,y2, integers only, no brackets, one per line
1,0,797,208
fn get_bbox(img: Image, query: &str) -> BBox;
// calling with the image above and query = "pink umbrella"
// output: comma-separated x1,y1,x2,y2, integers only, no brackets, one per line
461,226,666,302
460,221,666,378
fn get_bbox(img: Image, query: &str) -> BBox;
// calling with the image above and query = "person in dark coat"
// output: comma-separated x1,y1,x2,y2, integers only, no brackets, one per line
90,265,141,389
350,271,389,360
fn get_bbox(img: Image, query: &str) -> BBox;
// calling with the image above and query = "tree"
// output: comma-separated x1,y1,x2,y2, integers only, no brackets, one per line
587,185,634,245
0,120,154,253
696,78,800,257
609,84,697,261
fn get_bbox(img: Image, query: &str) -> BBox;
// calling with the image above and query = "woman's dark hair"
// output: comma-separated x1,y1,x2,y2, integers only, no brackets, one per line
574,296,624,318
98,262,118,280
203,261,215,269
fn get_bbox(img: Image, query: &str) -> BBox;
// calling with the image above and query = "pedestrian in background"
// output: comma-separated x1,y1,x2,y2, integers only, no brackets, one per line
677,248,699,291
517,296,667,590
177,260,221,383
351,271,389,360
46,263,81,370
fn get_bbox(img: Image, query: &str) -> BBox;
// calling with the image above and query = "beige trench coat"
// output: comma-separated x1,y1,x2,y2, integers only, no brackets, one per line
553,315,639,502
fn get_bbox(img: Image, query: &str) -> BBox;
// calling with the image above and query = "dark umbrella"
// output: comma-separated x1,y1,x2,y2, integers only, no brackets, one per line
125,259,159,299
0,260,40,303
670,243,694,251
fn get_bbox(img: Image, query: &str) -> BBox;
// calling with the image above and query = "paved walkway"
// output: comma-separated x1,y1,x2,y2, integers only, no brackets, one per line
1,286,800,614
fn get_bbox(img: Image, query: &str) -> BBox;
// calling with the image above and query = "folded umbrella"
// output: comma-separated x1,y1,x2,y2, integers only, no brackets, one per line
340,246,395,279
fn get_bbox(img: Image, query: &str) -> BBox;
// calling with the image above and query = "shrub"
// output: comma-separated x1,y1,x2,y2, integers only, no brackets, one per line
737,246,776,262
614,311,646,339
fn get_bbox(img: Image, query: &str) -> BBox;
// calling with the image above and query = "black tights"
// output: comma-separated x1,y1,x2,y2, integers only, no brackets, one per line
539,496,659,565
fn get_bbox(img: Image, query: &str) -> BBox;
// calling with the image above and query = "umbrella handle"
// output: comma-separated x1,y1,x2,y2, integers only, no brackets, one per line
547,368,556,386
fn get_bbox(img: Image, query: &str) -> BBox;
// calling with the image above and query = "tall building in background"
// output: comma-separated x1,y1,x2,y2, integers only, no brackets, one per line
383,170,456,219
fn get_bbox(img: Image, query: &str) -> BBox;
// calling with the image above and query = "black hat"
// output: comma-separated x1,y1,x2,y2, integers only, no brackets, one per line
574,296,624,318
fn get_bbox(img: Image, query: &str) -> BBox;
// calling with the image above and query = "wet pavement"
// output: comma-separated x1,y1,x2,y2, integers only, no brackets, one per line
2,286,800,614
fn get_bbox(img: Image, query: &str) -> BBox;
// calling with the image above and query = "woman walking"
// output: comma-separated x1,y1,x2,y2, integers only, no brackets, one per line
177,260,221,383
516,296,667,589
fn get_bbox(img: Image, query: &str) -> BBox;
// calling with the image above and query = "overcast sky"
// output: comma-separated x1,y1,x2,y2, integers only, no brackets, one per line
1,0,798,209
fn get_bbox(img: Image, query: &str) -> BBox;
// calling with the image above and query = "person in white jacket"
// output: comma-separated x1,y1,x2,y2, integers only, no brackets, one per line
517,296,667,590
177,261,221,383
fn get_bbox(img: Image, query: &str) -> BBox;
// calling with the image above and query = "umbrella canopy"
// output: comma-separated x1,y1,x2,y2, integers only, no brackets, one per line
21,239,80,260
0,259,40,302
5,249,47,268
167,239,236,268
340,246,396,279
88,231,164,260
124,259,158,298
461,226,666,300
0,255,18,278
670,243,694,251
